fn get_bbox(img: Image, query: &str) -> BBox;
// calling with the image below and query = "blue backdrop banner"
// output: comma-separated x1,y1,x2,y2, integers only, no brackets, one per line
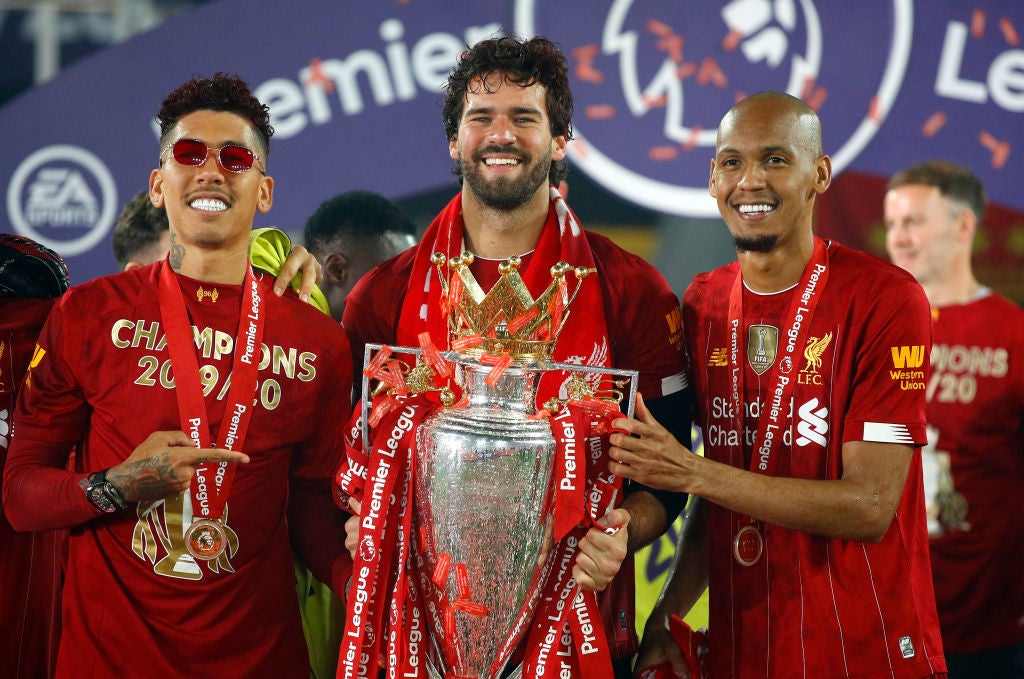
2,0,1021,282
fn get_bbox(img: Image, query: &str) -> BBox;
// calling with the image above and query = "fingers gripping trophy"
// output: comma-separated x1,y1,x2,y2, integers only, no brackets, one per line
334,253,638,679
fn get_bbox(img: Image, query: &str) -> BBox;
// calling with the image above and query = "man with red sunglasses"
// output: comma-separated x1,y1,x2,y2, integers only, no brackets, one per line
3,73,354,679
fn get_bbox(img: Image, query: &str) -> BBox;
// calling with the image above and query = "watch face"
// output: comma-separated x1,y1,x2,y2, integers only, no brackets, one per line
88,483,116,513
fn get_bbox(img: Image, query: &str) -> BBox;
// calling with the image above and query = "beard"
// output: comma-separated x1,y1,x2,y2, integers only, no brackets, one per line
459,145,552,211
733,233,780,253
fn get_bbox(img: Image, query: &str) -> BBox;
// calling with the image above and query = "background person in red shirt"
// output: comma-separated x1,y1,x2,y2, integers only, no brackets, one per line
885,160,1024,679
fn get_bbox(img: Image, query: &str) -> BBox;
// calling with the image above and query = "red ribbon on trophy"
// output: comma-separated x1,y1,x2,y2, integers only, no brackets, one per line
334,370,626,679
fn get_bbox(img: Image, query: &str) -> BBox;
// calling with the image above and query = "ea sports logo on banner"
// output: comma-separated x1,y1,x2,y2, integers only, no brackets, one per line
515,0,912,217
7,145,117,257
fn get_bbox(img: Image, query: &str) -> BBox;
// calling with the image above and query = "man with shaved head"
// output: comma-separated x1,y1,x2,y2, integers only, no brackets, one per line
610,92,947,678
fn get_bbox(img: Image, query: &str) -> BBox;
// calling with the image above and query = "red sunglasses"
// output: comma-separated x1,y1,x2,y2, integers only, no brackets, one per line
161,138,264,174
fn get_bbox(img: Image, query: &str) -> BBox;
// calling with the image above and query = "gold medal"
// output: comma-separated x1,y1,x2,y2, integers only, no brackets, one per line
733,523,764,567
185,518,228,561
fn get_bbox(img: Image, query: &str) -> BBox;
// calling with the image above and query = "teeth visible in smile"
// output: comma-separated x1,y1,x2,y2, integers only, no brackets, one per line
190,198,228,211
738,204,774,214
485,158,519,166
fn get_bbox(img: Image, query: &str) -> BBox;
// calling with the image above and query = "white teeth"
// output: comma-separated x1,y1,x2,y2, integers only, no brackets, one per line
190,198,228,211
738,204,774,214
485,158,519,166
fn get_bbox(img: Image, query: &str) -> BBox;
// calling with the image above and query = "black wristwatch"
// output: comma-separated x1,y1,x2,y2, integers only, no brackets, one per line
81,469,129,514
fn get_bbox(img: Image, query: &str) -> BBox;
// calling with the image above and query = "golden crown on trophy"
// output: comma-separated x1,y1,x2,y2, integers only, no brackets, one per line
431,252,594,364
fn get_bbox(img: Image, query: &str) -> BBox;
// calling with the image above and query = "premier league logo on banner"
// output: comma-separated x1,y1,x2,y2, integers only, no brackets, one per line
516,0,912,216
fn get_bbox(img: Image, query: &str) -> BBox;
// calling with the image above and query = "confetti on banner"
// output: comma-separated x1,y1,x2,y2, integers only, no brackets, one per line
585,105,616,120
922,112,947,137
304,58,335,92
1000,17,1020,46
647,19,674,37
972,9,986,38
697,57,727,88
649,146,679,161
573,44,604,84
979,131,1010,169
723,27,744,51
868,97,884,124
684,126,703,151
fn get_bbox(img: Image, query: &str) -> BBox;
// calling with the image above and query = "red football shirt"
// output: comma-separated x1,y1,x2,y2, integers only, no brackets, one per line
921,291,1024,654
0,296,63,679
683,242,945,679
3,263,353,679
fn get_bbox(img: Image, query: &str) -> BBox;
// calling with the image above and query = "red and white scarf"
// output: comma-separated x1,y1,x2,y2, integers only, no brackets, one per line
335,187,623,678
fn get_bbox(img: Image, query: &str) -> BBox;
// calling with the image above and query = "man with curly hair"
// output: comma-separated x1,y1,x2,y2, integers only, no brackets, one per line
340,36,691,679
3,74,353,679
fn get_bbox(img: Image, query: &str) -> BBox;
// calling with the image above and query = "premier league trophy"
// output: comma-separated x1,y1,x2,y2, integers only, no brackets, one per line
343,253,636,679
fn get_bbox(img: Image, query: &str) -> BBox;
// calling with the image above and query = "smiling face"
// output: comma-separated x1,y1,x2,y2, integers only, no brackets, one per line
449,74,567,212
710,94,830,253
149,109,273,257
884,183,964,287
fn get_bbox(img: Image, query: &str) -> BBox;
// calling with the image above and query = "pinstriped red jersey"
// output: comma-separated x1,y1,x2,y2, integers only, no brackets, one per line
922,291,1024,654
683,242,946,679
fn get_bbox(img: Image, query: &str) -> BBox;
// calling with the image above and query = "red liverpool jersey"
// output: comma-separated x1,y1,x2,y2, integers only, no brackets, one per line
683,242,945,679
921,291,1024,654
0,296,62,679
4,262,353,679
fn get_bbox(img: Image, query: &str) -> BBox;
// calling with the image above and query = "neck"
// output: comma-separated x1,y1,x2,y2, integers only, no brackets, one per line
460,188,550,260
170,240,250,286
921,265,981,307
737,231,816,293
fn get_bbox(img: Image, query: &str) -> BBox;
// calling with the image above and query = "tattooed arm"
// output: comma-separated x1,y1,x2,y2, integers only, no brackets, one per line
3,431,248,531
106,430,248,503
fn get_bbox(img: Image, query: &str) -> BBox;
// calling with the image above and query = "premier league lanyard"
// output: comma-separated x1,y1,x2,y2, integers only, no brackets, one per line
725,237,829,564
157,262,266,560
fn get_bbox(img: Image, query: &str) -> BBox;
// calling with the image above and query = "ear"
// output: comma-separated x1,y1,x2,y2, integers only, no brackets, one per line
551,134,567,162
955,205,977,245
813,154,832,195
708,158,718,198
322,251,348,286
149,169,164,208
257,175,274,213
449,138,459,161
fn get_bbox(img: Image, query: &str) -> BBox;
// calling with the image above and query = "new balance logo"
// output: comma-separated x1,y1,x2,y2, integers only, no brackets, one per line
890,345,926,369
707,347,728,367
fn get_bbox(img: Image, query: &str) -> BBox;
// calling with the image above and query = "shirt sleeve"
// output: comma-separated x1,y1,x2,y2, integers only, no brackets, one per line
341,257,406,393
3,292,99,531
286,326,355,596
843,274,931,446
600,244,692,525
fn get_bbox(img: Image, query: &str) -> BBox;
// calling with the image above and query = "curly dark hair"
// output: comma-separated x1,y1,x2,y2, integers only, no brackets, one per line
887,160,987,222
156,72,273,161
443,36,573,185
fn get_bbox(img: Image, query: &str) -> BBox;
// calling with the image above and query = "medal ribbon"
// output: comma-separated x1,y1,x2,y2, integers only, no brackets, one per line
521,404,620,678
726,237,830,476
157,262,265,522
336,395,436,679
724,238,829,556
